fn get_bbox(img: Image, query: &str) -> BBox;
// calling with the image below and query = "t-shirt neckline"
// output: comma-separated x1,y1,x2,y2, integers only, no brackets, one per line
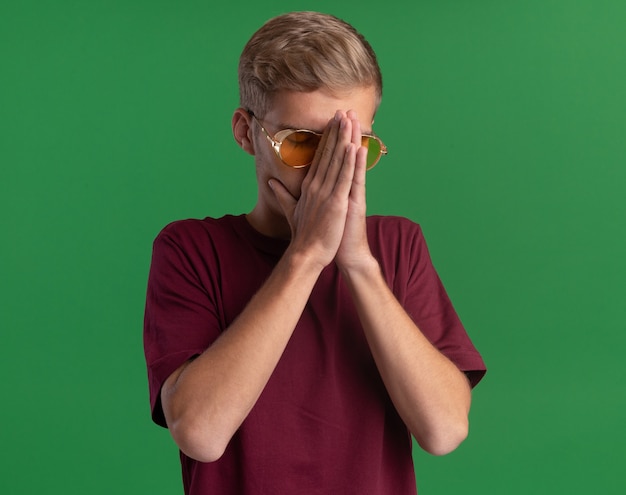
227,214,290,256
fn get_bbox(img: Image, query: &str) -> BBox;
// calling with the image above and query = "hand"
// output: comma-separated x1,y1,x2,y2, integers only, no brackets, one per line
270,111,359,269
334,110,374,271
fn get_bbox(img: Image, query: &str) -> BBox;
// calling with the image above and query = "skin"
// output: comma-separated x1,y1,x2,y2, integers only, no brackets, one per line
160,86,473,462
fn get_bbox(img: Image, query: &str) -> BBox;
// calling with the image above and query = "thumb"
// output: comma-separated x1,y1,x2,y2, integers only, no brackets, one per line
268,179,297,217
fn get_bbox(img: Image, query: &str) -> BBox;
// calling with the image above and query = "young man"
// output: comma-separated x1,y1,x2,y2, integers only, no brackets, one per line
144,11,486,494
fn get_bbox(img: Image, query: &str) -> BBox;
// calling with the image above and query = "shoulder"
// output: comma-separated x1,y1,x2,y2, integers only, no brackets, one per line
366,215,432,274
366,215,424,243
150,216,248,267
148,215,247,278
155,215,241,246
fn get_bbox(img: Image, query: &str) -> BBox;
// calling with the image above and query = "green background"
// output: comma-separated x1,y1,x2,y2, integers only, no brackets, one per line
2,0,624,493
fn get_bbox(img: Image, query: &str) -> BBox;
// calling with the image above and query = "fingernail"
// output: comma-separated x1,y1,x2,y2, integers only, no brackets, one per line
335,110,342,122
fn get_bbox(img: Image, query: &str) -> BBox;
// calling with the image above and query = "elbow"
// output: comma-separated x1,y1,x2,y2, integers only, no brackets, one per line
168,416,230,463
163,394,234,462
414,416,469,457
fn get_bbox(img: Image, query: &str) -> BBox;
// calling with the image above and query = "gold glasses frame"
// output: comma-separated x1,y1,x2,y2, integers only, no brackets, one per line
248,111,387,169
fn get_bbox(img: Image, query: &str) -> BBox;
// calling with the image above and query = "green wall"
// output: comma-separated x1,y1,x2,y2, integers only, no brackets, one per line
2,1,624,493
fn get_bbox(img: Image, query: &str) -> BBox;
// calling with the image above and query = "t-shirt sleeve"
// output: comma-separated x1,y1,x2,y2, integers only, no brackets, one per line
403,222,486,387
143,222,222,427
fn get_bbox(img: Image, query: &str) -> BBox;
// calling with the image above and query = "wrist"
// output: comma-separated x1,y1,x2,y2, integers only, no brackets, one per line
337,254,381,282
281,244,329,277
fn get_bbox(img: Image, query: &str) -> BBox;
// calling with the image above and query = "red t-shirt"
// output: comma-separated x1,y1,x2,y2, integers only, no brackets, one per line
144,214,486,494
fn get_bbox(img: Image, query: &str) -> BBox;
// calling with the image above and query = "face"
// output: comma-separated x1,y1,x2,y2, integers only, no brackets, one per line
243,86,378,237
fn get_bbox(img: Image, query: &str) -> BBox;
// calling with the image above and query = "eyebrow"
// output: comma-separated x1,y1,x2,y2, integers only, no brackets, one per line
272,120,325,134
272,119,373,136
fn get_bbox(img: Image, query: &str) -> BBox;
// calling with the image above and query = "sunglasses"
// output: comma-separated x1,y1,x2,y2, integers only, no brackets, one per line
249,111,387,170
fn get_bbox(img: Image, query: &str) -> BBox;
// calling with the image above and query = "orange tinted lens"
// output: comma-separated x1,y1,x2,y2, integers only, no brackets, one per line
361,136,382,169
280,131,321,167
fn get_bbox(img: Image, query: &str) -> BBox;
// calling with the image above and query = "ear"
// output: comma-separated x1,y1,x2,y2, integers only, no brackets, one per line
232,108,256,156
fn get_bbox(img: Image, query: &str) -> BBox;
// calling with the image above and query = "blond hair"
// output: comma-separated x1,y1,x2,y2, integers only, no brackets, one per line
238,11,382,117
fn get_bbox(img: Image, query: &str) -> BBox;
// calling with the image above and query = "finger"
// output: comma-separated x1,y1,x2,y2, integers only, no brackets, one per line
321,114,355,188
268,178,297,220
332,142,357,199
352,145,368,192
345,110,368,187
308,113,341,182
346,110,362,147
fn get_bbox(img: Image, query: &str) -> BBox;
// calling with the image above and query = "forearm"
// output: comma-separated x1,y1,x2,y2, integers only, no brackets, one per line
162,248,324,462
340,257,472,456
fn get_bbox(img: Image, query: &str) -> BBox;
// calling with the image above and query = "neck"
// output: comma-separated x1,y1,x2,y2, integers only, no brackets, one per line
246,207,292,240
